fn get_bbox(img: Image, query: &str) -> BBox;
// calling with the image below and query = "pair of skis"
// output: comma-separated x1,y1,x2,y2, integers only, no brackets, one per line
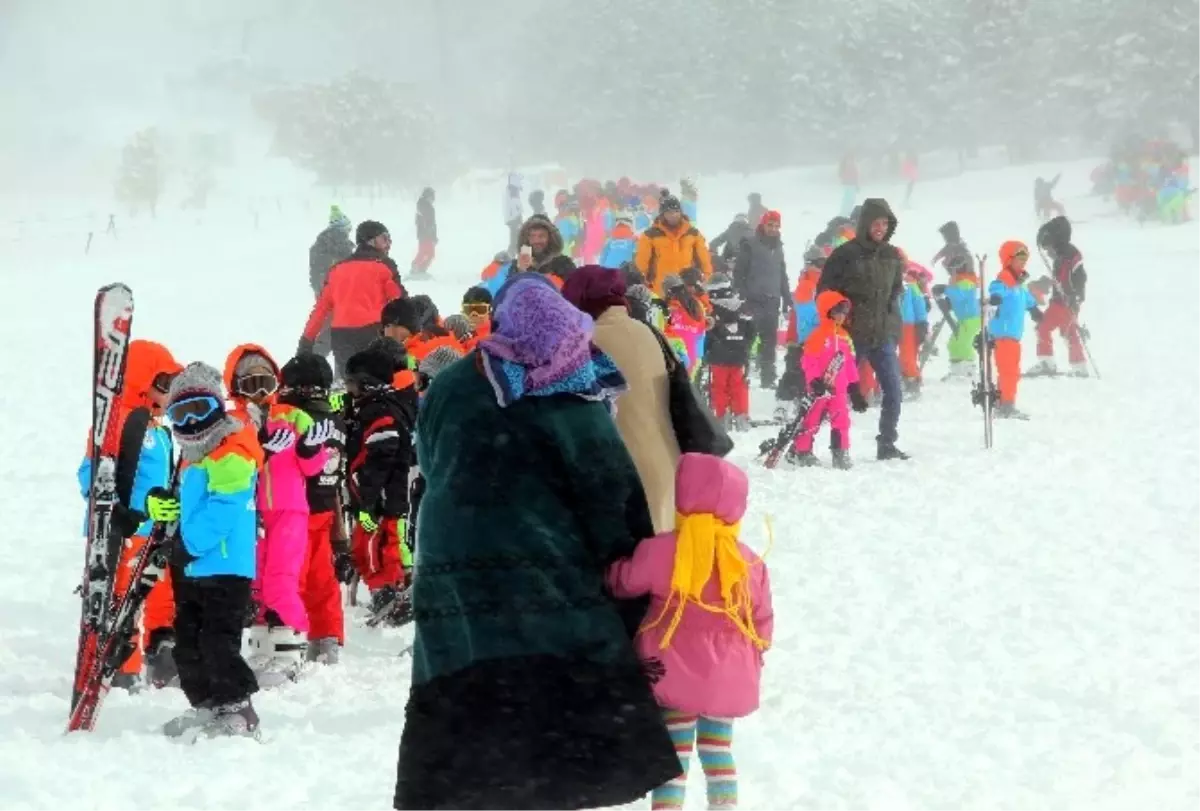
68,283,179,733
758,353,845,469
969,256,999,449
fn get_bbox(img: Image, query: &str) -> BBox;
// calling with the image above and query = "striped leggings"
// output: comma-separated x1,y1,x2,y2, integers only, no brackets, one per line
651,708,737,810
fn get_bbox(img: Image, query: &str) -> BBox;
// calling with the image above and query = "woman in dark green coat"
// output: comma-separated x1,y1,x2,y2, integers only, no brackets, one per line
394,275,679,810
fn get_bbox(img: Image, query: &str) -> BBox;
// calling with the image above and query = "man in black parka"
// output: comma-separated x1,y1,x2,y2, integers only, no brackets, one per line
818,198,910,460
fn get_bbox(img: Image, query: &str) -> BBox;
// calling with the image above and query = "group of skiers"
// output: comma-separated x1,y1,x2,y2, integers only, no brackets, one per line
1090,137,1192,224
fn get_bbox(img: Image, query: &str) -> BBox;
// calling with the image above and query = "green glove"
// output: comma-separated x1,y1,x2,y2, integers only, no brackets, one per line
398,520,413,568
146,488,180,522
328,391,345,412
358,511,379,533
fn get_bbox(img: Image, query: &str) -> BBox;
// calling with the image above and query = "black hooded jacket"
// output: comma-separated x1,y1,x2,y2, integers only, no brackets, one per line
415,189,437,242
1037,216,1087,306
817,198,905,351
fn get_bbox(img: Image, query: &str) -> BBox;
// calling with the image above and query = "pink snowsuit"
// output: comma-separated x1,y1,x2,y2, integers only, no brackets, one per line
793,324,859,453
607,453,773,719
254,404,328,632
581,205,608,264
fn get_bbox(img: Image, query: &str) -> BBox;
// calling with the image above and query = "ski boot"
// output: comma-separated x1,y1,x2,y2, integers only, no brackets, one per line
876,441,911,461
784,450,820,468
111,672,144,693
367,584,413,628
146,637,180,689
902,378,922,401
943,361,973,381
202,699,260,739
163,702,214,738
1067,362,1090,379
994,402,1030,420
831,449,853,470
1025,358,1057,377
306,637,341,666
246,624,270,671
732,415,751,433
721,413,734,433
255,627,307,688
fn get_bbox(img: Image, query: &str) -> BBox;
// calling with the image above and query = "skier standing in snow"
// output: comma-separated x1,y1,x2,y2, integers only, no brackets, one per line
787,292,870,469
342,346,417,626
634,195,713,295
1030,215,1089,377
746,192,768,227
225,346,332,687
394,275,678,810
278,354,347,665
733,210,790,389
987,241,1044,419
299,220,405,380
607,453,773,811
702,273,756,432
155,362,262,739
1034,174,1065,222
410,188,437,279
76,339,183,691
931,253,981,379
308,206,354,359
898,264,930,398
818,198,909,460
458,286,493,350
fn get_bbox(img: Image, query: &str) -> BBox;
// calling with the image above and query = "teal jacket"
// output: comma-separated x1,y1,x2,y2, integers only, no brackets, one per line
410,354,655,686
177,423,260,579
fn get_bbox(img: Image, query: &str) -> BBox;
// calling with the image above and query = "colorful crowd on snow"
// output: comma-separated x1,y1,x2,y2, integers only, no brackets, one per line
79,145,1182,807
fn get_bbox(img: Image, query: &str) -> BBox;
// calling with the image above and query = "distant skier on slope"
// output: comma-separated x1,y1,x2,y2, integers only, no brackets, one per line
410,188,437,279
308,206,354,357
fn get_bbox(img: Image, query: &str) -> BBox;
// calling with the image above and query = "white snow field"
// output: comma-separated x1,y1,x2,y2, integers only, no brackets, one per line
0,159,1196,810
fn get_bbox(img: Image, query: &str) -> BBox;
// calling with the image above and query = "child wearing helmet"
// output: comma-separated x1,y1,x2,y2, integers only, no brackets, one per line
704,274,757,432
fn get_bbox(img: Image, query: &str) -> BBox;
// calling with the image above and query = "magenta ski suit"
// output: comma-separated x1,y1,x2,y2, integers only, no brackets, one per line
792,316,859,453
581,205,609,264
253,404,327,632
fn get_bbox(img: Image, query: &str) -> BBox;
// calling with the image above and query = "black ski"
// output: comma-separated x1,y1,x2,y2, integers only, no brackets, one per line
969,256,997,449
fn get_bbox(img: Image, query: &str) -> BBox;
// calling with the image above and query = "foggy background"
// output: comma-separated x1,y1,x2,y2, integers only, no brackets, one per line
1,0,1196,203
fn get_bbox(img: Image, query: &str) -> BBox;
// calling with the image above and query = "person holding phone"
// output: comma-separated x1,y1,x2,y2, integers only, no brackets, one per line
513,213,576,288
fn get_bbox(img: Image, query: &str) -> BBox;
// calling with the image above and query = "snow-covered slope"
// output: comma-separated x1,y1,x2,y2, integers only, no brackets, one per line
1,160,1196,809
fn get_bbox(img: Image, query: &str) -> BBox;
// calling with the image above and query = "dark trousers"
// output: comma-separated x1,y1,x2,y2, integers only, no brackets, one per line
173,574,257,708
749,304,780,386
330,324,382,381
859,341,902,444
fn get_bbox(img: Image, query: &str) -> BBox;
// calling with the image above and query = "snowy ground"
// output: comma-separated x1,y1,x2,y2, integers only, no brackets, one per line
1,159,1196,809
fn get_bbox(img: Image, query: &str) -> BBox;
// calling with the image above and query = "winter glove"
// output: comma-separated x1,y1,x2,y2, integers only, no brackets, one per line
914,321,929,347
328,391,345,413
297,337,315,356
809,377,829,396
111,503,147,537
296,419,334,459
332,538,356,585
1029,307,1045,324
358,511,379,533
261,427,296,459
145,488,180,523
848,382,869,413
936,296,953,317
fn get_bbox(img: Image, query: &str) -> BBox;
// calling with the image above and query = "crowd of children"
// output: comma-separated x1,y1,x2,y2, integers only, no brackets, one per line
1090,137,1192,224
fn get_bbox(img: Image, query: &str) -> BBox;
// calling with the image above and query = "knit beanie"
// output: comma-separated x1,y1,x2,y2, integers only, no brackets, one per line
442,313,472,343
561,264,628,320
329,205,351,230
281,353,333,390
355,220,389,245
345,348,395,387
418,344,464,382
166,362,235,458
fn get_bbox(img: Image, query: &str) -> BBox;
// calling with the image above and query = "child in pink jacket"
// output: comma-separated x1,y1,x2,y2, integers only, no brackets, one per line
789,290,869,470
225,345,332,687
608,453,773,811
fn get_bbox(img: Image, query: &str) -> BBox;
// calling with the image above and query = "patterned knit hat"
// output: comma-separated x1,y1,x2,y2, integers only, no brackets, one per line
166,362,228,440
418,344,464,382
329,205,351,230
442,313,472,343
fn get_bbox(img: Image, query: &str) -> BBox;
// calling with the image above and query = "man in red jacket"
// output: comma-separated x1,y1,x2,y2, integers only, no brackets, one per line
299,220,406,380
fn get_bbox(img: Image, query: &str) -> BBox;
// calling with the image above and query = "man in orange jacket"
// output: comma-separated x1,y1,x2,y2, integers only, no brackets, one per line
634,195,713,294
299,220,406,379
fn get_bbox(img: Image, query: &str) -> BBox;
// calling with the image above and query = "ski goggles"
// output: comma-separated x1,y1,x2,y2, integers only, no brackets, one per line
828,300,851,317
234,373,278,399
462,302,491,317
151,371,177,394
167,394,223,426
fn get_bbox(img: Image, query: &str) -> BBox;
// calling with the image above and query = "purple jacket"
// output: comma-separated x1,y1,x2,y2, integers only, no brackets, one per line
608,453,773,718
